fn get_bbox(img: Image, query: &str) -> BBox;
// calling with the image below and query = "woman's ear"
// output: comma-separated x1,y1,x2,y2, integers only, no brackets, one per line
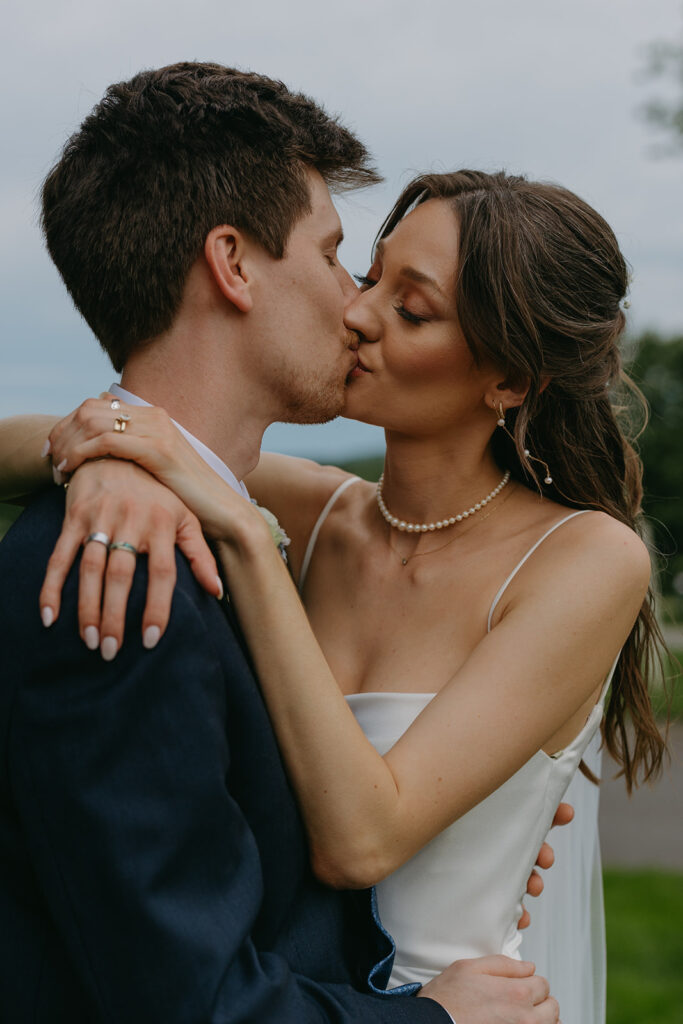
204,225,253,313
486,375,530,413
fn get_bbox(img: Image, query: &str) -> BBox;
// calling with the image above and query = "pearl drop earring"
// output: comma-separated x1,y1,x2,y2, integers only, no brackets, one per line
494,403,553,486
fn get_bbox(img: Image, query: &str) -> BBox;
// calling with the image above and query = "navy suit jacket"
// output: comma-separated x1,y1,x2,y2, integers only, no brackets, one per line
0,491,448,1023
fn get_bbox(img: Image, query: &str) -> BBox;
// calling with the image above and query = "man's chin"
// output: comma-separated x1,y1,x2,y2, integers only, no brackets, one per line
282,388,345,426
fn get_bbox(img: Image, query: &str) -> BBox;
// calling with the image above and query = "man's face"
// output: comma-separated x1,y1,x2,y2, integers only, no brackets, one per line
249,168,359,424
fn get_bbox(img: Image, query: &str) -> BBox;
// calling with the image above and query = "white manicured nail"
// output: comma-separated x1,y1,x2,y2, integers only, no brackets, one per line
52,466,66,485
40,439,51,458
84,625,99,650
216,576,224,600
143,625,161,649
101,636,118,661
41,606,54,628
56,458,67,472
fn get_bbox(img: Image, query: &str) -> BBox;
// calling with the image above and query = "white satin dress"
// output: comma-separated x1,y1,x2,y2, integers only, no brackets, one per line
298,477,607,1024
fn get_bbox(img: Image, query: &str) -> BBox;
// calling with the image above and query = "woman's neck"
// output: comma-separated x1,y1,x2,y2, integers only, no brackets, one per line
379,430,504,527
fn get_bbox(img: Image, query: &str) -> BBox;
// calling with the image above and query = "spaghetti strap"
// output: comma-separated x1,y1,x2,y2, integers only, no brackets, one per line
486,510,592,633
298,476,362,593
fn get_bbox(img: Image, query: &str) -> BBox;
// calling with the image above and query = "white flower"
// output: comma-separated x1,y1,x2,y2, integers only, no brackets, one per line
253,502,291,561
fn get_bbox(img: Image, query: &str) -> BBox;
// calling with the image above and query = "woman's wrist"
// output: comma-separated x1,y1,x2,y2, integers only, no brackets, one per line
214,506,277,563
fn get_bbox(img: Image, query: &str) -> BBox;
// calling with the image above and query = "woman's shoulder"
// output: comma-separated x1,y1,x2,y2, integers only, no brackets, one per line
488,503,651,657
546,507,650,580
502,502,651,610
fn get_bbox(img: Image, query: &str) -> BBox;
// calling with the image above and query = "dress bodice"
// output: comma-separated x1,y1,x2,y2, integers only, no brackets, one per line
345,687,606,987
299,477,609,1015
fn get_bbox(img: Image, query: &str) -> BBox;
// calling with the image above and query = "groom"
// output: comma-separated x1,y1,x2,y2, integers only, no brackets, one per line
0,63,558,1022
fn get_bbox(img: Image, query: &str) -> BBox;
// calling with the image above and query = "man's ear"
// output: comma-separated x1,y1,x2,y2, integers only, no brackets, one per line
204,225,253,313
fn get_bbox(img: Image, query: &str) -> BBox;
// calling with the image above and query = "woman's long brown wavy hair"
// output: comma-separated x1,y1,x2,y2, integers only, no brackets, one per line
377,170,668,792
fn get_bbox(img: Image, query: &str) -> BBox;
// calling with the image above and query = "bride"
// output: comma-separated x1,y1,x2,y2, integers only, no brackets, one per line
1,170,667,1024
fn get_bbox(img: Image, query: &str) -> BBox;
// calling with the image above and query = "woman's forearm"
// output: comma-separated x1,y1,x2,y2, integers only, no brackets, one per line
216,532,405,888
215,518,648,891
0,415,57,501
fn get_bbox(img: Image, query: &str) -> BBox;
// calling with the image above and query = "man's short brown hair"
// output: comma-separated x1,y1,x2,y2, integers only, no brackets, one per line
41,62,380,371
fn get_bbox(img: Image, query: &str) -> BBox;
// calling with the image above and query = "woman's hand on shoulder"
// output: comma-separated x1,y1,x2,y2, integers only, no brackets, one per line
40,458,222,662
40,395,237,659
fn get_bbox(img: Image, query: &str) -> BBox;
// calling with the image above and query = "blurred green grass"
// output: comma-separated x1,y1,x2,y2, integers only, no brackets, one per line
605,869,683,1024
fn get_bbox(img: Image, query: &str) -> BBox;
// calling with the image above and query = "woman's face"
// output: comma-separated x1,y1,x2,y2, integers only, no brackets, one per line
343,198,497,437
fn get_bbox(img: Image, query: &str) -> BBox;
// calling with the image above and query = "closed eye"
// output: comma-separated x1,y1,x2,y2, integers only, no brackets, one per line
354,273,377,290
394,303,432,326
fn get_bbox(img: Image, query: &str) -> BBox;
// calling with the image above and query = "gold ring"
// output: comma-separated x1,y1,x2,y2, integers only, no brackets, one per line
113,414,131,432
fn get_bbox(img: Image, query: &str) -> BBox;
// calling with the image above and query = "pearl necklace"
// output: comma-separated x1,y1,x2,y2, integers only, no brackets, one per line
376,469,511,532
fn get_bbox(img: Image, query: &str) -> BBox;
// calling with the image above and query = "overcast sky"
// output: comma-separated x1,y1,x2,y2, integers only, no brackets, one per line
1,0,681,460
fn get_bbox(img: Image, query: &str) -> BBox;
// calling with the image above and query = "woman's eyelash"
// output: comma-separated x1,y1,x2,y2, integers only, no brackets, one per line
354,274,431,325
394,304,431,326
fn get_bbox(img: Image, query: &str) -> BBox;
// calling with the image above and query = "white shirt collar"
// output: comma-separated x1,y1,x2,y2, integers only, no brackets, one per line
109,383,250,500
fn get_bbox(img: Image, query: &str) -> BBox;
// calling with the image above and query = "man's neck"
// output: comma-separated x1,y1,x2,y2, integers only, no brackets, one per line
119,366,268,482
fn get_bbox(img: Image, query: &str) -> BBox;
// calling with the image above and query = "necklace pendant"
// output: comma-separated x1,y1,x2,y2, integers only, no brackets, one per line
401,557,408,566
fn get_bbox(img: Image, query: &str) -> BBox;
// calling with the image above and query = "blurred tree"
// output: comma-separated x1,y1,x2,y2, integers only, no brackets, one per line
641,36,683,151
628,332,683,600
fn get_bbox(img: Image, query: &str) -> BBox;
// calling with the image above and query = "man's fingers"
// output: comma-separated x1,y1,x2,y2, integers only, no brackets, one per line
476,955,536,978
535,841,554,871
529,972,550,1005
537,995,560,1022
526,869,544,897
552,801,573,828
39,522,86,626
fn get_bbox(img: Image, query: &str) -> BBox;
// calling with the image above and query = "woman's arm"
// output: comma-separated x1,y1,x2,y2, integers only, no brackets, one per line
41,397,351,638
0,415,58,501
214,513,650,889
43,399,647,888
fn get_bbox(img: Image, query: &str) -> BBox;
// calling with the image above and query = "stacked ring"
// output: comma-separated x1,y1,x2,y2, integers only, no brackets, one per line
109,541,138,557
85,531,111,548
113,414,131,433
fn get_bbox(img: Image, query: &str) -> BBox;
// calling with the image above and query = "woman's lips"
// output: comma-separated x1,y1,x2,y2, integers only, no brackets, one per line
349,356,371,378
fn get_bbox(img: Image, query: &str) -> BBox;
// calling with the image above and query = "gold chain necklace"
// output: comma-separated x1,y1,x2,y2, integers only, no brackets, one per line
388,482,516,565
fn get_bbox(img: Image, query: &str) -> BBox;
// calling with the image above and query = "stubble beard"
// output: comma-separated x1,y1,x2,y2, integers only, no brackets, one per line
278,366,347,425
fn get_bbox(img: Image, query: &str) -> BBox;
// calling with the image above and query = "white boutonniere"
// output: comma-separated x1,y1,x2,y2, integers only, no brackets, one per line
253,502,291,563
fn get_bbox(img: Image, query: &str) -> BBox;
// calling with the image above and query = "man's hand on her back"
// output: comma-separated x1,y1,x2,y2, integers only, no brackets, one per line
519,800,574,928
418,955,559,1024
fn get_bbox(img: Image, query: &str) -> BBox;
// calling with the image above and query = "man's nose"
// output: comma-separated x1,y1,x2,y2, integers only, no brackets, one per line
344,292,379,343
339,266,360,304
